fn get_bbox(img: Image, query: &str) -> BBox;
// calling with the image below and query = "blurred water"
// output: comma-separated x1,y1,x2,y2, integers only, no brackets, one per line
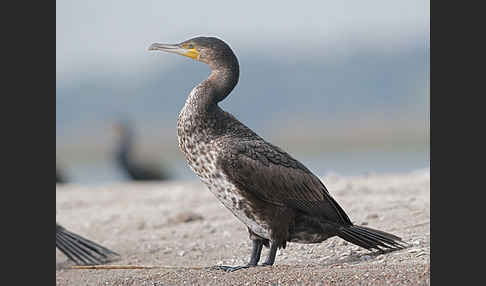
62,147,428,186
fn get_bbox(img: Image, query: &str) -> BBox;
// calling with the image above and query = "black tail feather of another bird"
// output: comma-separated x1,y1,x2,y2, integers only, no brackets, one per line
337,225,406,252
56,224,119,265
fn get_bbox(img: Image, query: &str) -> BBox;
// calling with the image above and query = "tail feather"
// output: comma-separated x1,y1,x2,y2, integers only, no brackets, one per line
357,225,402,241
56,233,83,263
56,232,100,265
56,224,119,265
350,227,398,247
340,228,384,250
337,225,406,252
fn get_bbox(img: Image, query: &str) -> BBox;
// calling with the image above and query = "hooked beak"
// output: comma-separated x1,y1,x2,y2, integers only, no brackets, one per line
148,43,199,60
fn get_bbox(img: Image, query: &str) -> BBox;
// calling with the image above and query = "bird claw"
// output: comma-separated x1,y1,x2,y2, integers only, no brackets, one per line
260,262,273,267
209,264,253,272
209,263,273,272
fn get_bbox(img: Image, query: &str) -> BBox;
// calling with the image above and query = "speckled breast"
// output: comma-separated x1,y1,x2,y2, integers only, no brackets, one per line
177,123,270,239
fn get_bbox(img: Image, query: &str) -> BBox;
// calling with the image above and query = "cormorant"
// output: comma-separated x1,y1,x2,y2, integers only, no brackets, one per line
56,165,68,184
56,223,119,265
148,36,405,271
113,119,171,181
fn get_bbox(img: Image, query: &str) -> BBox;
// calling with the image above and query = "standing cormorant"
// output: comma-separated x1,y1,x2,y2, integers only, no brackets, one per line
149,37,405,271
114,119,171,181
56,223,119,265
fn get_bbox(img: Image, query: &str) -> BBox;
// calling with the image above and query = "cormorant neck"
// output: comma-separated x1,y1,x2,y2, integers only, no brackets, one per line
208,61,239,102
186,57,239,113
116,129,133,163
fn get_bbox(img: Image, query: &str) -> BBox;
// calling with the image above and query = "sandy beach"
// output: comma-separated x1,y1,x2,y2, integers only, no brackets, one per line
56,168,430,286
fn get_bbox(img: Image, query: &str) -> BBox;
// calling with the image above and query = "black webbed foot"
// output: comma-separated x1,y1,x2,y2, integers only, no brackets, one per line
209,239,277,272
209,264,253,272
261,262,274,267
210,262,275,272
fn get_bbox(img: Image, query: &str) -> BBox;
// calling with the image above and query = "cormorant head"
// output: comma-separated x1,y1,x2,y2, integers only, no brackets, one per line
149,36,237,69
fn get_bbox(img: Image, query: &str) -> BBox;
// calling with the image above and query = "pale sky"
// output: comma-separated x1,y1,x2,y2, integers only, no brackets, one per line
56,0,429,79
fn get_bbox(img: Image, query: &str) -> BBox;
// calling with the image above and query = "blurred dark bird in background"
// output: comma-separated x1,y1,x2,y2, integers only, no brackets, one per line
113,119,171,181
56,165,68,184
56,223,119,265
149,36,405,271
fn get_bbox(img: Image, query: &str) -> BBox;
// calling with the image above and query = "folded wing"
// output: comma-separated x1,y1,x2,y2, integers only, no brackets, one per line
218,140,352,226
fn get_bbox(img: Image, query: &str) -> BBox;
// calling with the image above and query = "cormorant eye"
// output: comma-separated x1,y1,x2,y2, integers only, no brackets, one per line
188,44,194,49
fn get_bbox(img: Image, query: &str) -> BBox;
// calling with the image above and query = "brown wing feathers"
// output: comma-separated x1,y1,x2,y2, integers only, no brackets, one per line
221,143,352,226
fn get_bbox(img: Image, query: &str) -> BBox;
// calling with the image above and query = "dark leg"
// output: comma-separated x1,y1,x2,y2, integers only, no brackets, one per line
248,239,264,266
210,240,264,272
262,241,278,266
